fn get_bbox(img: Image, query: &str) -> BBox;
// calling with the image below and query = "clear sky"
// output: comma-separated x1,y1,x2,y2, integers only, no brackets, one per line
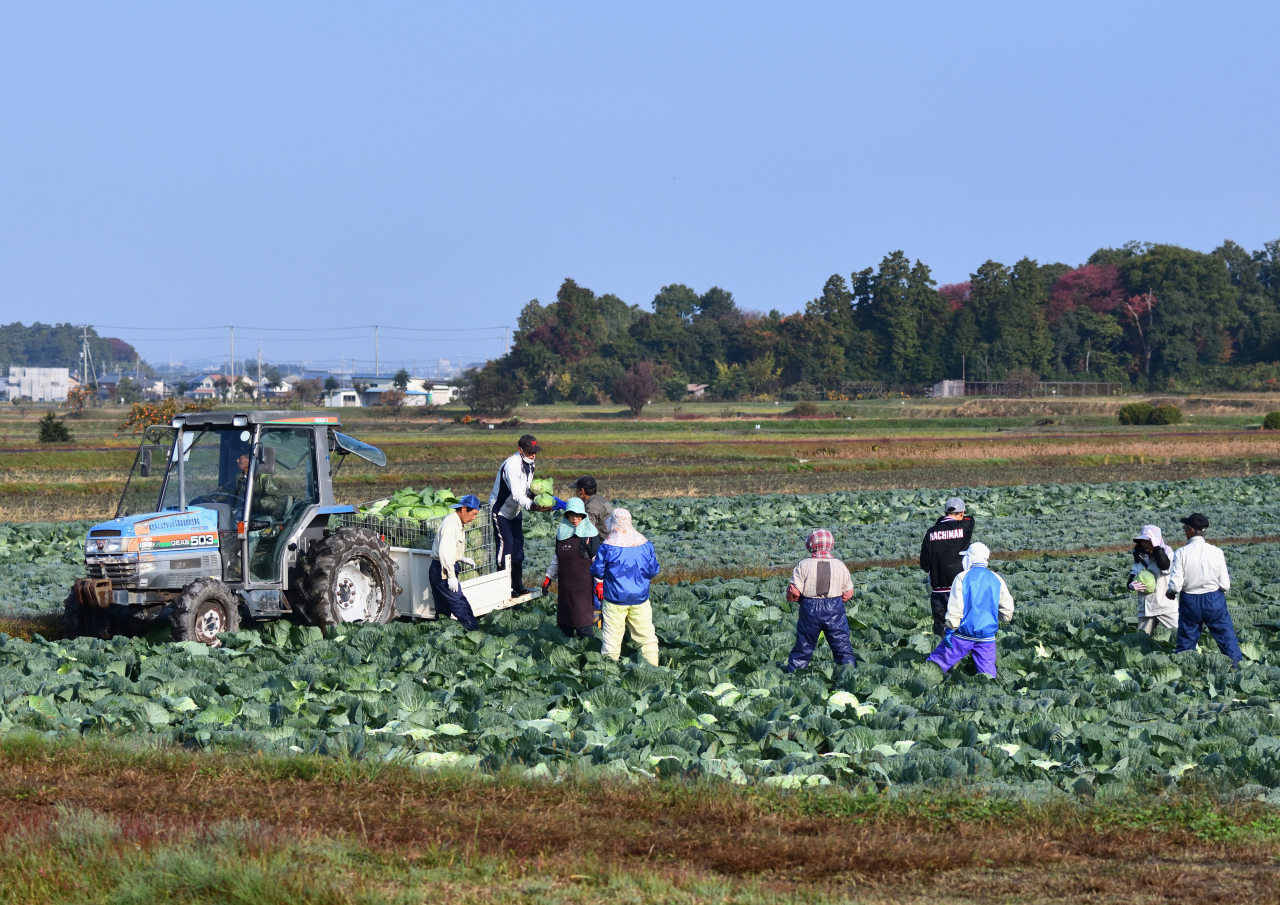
0,2,1277,371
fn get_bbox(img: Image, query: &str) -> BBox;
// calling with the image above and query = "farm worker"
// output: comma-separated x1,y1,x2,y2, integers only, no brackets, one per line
489,434,552,598
1166,513,1241,666
1129,525,1177,636
591,508,661,665
919,496,975,637
541,498,603,638
429,494,484,631
784,529,856,673
573,475,614,537
220,453,285,517
925,542,1014,678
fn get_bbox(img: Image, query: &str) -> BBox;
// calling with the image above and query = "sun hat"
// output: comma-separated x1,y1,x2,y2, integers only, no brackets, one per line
961,542,990,569
557,497,598,540
602,508,647,547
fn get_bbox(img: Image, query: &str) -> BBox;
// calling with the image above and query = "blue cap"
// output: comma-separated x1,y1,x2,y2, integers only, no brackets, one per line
452,494,483,510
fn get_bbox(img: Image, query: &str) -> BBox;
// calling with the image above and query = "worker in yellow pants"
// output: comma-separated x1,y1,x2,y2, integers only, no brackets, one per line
590,508,661,666
600,599,659,666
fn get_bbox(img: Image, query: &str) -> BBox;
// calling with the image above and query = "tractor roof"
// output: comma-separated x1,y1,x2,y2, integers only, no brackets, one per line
171,411,342,429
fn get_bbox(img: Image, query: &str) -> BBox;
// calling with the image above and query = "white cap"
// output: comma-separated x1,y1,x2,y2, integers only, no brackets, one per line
961,542,990,569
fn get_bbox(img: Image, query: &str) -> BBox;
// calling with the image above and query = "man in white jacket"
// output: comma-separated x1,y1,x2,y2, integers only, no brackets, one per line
488,434,543,597
1166,512,1241,666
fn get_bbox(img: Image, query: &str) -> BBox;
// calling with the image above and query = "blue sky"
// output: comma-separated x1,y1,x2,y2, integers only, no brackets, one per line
0,3,1277,371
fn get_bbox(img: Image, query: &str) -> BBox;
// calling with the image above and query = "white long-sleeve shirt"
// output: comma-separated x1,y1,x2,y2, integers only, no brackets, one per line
1167,536,1231,595
488,451,536,520
430,510,468,580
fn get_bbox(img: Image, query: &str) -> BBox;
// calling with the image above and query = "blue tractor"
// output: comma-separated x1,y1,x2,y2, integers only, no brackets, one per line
66,411,400,645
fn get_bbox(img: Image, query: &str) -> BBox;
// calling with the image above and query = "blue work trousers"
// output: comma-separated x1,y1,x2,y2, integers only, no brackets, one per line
494,512,525,593
1175,589,1241,665
785,596,856,672
429,560,479,632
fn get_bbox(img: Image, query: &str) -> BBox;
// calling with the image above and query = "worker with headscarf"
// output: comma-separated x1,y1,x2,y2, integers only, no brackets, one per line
541,497,602,638
1129,524,1177,637
784,529,857,672
590,508,661,665
925,542,1014,678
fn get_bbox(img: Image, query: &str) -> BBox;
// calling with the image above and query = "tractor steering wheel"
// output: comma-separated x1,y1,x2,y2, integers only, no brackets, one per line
191,491,238,505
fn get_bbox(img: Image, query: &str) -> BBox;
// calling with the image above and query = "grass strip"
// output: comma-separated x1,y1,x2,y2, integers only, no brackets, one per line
0,734,1278,904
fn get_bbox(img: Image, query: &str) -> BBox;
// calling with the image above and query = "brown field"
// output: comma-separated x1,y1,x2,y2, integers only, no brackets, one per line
1,737,1277,904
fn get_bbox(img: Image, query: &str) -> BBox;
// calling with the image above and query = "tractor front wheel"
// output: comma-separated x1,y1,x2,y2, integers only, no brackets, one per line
303,528,400,626
63,590,110,640
171,578,242,646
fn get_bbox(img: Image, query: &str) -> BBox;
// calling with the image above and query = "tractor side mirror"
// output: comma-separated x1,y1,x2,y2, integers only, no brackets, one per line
139,445,164,477
257,445,276,475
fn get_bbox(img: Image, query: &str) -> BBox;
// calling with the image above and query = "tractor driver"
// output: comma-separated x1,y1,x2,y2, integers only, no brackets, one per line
222,454,286,518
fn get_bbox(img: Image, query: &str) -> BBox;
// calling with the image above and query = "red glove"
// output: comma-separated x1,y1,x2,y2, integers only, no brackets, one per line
595,581,604,602
541,576,551,592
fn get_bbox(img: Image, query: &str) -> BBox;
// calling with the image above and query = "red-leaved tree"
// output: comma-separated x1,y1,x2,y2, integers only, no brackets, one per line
613,361,659,416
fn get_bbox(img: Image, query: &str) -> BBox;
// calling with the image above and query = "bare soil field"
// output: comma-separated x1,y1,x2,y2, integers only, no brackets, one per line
2,738,1277,904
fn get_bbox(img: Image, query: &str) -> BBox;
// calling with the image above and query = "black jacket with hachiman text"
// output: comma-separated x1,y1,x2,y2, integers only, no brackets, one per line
919,514,976,591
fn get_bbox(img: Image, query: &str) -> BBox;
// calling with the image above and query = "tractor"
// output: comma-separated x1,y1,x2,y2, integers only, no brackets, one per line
65,411,400,645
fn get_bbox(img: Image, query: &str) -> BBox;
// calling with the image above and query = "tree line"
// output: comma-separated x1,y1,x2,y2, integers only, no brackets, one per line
466,239,1280,413
0,323,141,373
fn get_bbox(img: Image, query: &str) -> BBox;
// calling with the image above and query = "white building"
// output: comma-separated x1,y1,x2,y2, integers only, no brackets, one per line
323,389,362,407
6,367,70,403
352,375,457,407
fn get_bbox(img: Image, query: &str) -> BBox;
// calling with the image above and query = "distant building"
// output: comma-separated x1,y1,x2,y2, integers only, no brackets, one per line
687,384,709,398
352,375,456,407
5,367,70,403
323,389,362,408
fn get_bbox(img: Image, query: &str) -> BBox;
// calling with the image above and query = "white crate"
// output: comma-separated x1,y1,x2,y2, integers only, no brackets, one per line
389,549,533,620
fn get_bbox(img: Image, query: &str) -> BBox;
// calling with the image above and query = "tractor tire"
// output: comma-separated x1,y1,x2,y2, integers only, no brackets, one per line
171,577,241,646
302,527,400,627
63,590,111,640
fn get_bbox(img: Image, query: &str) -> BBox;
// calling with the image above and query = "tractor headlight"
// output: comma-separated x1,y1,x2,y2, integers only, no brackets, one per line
137,562,157,575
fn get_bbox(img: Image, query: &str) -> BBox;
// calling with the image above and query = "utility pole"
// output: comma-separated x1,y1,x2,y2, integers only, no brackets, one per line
374,325,380,377
229,326,235,399
257,339,263,402
503,327,510,355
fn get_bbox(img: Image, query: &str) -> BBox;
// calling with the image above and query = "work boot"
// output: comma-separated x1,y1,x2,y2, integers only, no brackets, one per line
511,569,530,597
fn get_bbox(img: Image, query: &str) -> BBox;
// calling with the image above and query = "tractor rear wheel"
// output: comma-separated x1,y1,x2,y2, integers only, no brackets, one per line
171,577,241,646
303,528,399,626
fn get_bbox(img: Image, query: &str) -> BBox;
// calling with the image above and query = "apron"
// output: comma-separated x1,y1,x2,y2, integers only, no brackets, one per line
555,535,599,629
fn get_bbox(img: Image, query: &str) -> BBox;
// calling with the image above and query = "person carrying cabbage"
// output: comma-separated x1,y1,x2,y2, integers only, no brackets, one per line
1129,525,1176,637
540,497,602,638
591,509,661,665
488,435,563,599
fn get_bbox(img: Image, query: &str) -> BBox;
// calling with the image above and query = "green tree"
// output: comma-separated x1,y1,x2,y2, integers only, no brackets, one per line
392,368,411,391
37,411,73,442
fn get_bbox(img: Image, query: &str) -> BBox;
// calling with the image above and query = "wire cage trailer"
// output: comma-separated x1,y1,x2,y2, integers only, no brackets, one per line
337,503,525,620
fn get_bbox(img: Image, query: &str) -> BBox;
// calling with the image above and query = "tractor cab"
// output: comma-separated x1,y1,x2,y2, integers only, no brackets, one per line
72,412,398,645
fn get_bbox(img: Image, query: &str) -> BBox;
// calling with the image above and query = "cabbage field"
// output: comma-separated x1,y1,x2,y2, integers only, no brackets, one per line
3,477,1280,799
523,475,1280,570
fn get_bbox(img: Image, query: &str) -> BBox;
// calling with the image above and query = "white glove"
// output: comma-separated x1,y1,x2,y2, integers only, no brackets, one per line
447,572,460,593
460,557,476,568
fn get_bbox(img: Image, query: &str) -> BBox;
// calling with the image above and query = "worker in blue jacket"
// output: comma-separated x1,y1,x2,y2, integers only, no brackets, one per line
590,508,661,666
925,542,1014,678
